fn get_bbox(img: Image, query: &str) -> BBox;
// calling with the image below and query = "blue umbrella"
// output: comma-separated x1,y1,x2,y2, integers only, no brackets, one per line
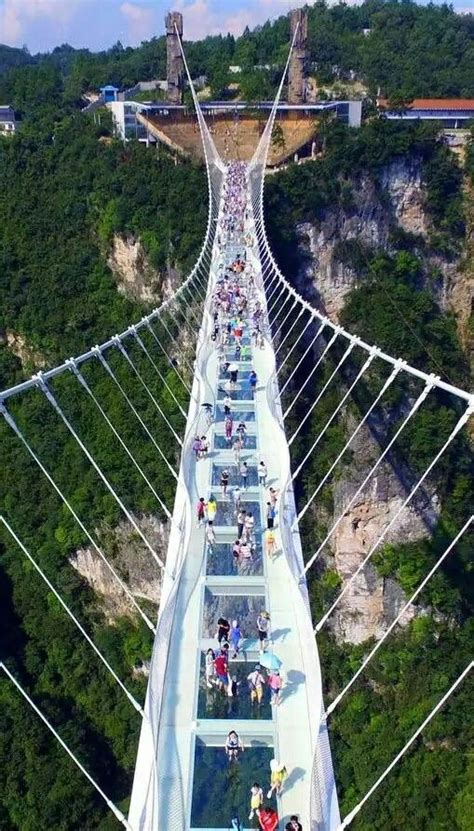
258,652,282,671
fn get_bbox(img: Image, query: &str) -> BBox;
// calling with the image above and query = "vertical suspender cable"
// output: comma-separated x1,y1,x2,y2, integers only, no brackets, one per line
1,517,144,715
35,374,168,574
0,663,134,830
0,401,155,632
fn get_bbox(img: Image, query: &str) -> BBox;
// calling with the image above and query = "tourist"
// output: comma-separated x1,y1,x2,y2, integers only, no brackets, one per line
225,729,244,762
192,436,201,460
268,486,279,508
233,436,243,467
230,619,242,659
225,416,233,445
207,494,217,523
240,461,248,489
285,816,303,831
217,616,231,645
237,509,245,539
265,528,277,560
247,664,266,705
257,807,279,831
206,522,216,550
214,650,229,692
244,511,255,541
220,468,230,496
249,783,264,821
200,435,209,458
197,497,207,526
223,394,232,415
236,421,247,445
258,461,267,487
266,502,276,529
229,362,239,386
256,611,271,653
249,369,257,396
267,759,287,798
268,670,283,706
205,648,216,689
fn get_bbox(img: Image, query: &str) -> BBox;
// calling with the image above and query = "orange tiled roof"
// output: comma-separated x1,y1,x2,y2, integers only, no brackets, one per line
378,97,474,110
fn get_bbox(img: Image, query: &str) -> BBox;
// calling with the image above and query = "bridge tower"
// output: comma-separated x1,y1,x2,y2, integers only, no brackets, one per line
165,11,184,104
288,8,308,104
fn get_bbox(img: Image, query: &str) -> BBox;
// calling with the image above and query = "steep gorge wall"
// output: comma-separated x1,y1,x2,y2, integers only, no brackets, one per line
298,158,471,345
294,157,469,644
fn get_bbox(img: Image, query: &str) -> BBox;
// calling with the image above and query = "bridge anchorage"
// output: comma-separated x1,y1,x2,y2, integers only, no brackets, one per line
1,25,472,831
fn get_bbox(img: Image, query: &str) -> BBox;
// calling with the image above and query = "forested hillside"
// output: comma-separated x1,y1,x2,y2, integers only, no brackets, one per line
1,1,473,109
266,118,474,830
0,3,473,829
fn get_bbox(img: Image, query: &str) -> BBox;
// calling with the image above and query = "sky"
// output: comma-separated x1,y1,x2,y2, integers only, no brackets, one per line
0,0,472,54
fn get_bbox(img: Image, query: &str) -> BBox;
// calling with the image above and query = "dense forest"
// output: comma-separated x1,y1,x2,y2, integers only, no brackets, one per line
1,2,473,830
1,1,474,108
265,118,473,830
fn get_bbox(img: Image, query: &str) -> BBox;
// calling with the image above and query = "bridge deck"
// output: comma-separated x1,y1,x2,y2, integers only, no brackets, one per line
129,177,339,831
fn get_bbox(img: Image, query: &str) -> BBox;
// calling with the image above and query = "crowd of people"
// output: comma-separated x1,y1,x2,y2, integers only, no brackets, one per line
194,162,302,830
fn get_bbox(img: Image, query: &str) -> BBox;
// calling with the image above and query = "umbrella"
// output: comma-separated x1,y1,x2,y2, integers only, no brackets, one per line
258,652,282,671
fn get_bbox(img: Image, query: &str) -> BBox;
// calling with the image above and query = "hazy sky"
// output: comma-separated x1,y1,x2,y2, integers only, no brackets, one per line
0,0,472,53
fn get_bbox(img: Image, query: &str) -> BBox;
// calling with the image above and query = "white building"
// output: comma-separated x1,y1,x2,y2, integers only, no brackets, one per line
0,106,16,135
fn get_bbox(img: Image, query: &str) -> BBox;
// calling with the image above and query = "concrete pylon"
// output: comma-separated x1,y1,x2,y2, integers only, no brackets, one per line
165,11,184,104
288,8,308,105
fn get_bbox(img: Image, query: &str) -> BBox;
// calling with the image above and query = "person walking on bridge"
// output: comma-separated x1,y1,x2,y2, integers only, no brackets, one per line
220,468,230,496
197,497,207,526
249,370,257,397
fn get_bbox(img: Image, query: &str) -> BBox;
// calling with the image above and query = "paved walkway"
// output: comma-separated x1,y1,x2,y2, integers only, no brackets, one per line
129,170,339,831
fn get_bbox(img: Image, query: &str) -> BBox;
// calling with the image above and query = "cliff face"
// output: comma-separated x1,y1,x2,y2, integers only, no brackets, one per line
107,233,181,305
296,156,463,644
324,420,438,644
298,158,471,345
70,515,168,623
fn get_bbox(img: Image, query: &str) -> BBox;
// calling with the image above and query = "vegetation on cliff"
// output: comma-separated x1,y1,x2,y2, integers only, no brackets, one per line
266,118,473,830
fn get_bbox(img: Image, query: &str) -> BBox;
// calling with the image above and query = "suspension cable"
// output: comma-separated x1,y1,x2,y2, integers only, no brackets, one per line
95,350,178,481
303,379,435,576
284,329,339,421
274,305,306,358
0,663,134,830
297,362,404,524
35,373,168,574
279,322,325,389
0,401,155,632
131,329,187,418
337,662,473,830
316,403,473,626
291,350,376,481
145,319,191,395
1,516,144,715
289,340,356,445
324,515,473,712
113,338,183,447
67,359,171,518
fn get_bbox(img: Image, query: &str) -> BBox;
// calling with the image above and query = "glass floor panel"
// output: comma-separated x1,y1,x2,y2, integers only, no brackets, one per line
202,590,266,640
197,654,272,720
211,499,261,529
217,386,253,401
206,541,263,577
214,434,257,450
191,741,273,828
211,465,259,489
216,408,255,422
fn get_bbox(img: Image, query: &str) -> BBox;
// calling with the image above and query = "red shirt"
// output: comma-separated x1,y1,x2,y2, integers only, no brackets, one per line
214,655,227,676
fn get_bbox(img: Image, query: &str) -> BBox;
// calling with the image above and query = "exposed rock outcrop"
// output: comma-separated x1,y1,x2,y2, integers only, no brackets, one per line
297,157,471,341
327,421,437,643
107,234,181,304
0,329,46,370
70,514,168,623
